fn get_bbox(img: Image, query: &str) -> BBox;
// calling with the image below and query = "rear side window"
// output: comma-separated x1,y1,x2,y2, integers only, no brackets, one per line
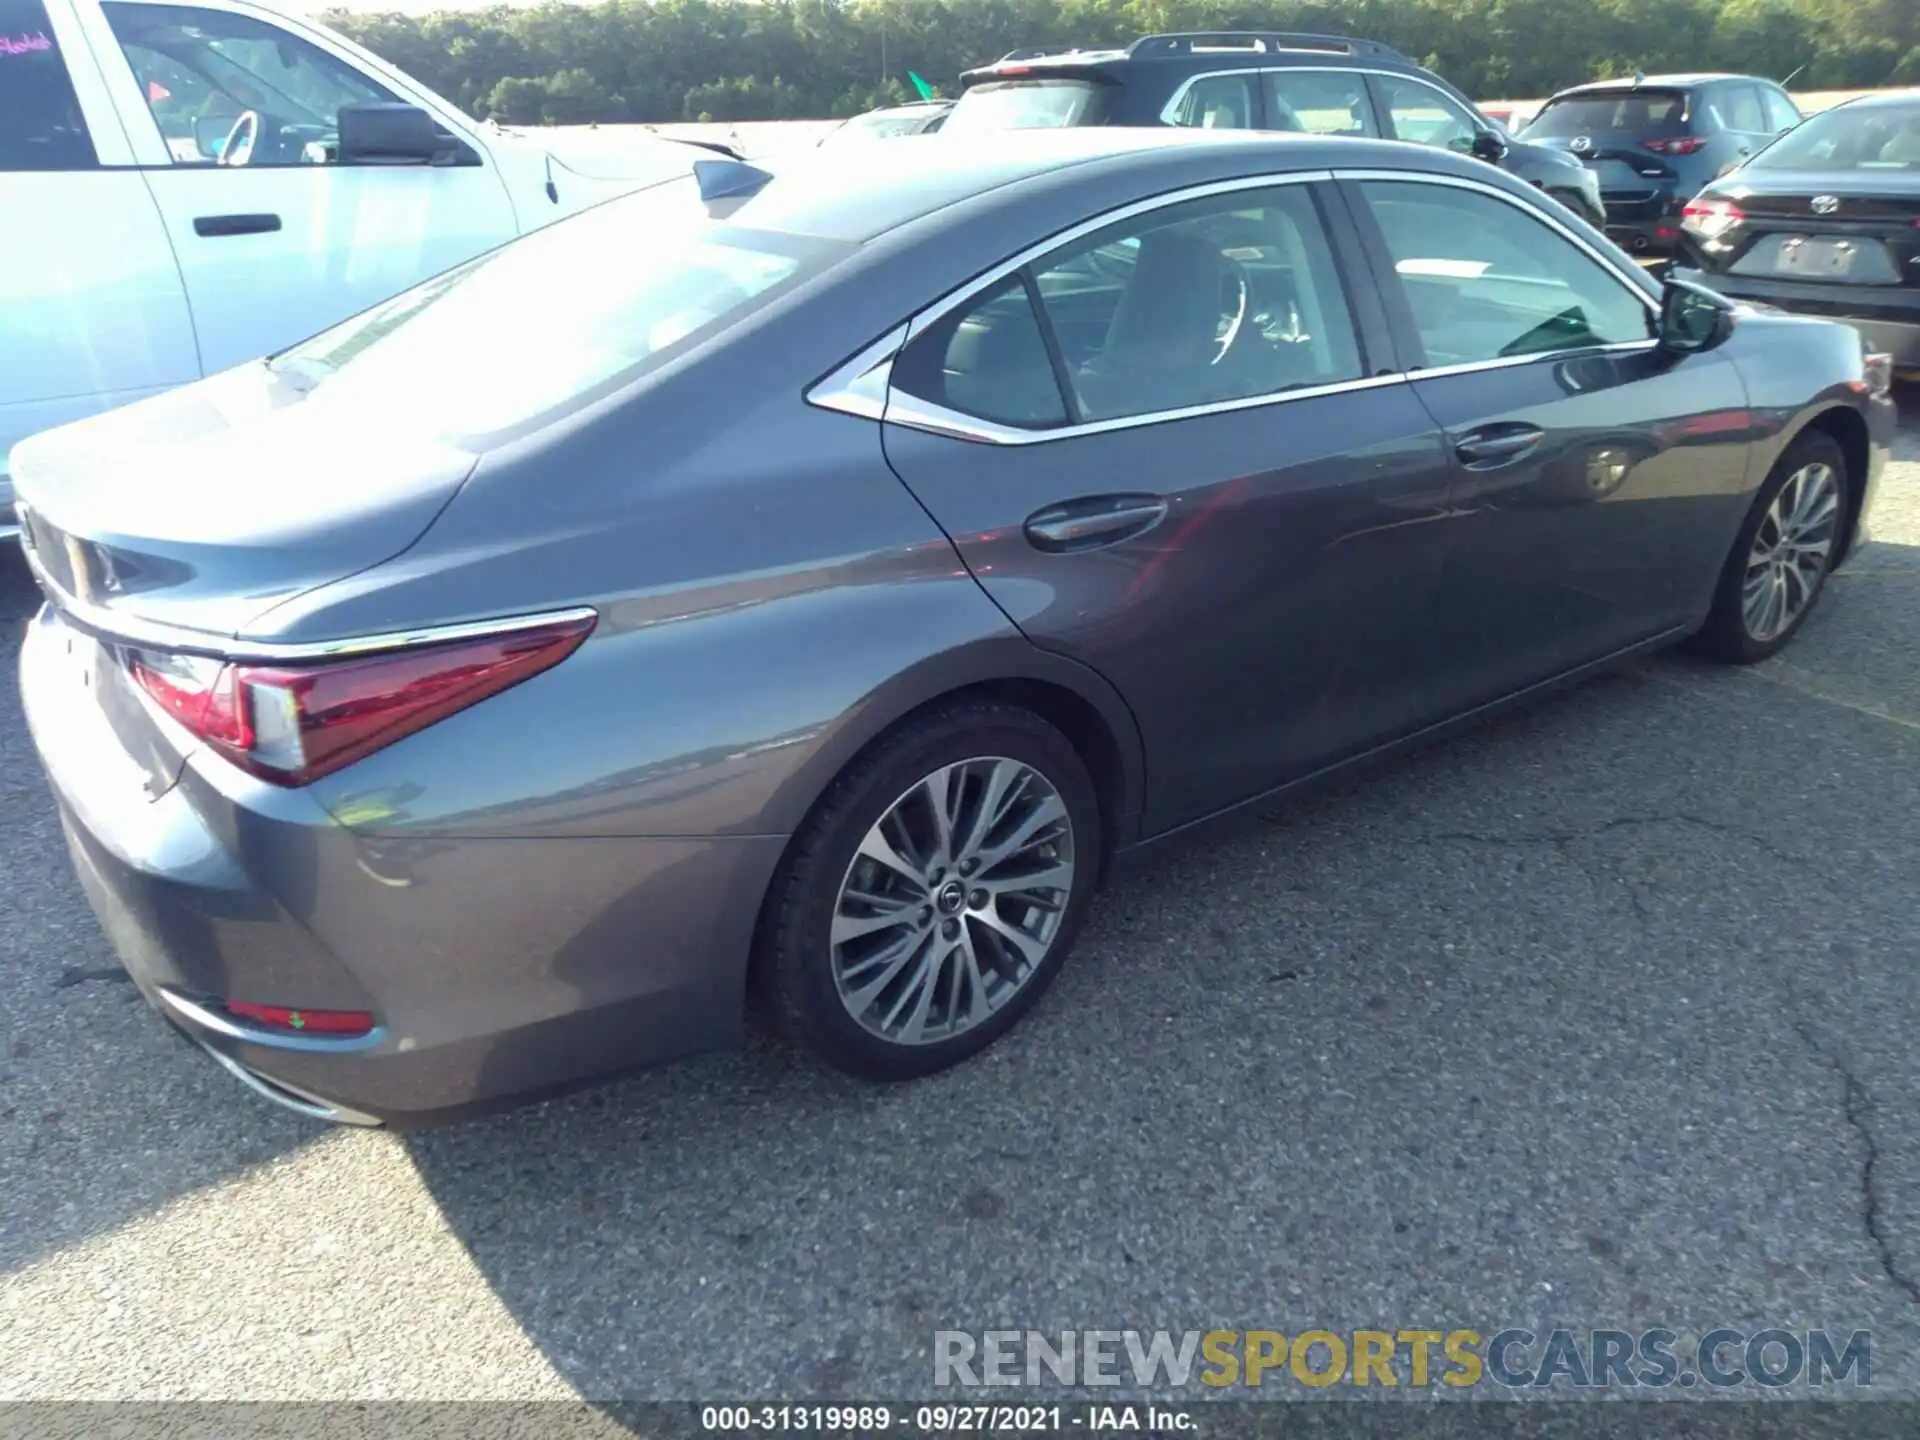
944,80,1110,134
1167,73,1258,129
1713,84,1767,134
891,276,1069,429
0,0,97,169
1524,91,1688,138
1264,70,1377,137
892,184,1364,429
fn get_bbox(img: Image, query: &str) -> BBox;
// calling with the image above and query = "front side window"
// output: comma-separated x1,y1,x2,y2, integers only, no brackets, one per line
1359,180,1652,368
1168,73,1258,130
1264,70,1377,137
0,0,96,169
102,3,397,165
1761,87,1802,133
895,184,1364,431
269,178,845,446
1377,75,1481,153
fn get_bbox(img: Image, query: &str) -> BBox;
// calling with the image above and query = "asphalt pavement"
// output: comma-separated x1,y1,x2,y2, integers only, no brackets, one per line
1,400,1917,1403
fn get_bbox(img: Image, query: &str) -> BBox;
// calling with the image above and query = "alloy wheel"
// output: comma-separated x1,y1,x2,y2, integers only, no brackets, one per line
1742,461,1840,645
830,757,1075,1046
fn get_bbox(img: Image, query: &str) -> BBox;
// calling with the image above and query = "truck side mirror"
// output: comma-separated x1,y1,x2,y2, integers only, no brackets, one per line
338,103,464,166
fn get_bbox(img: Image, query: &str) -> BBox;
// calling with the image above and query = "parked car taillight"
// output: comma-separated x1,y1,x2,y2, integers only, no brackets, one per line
1681,196,1745,239
1644,136,1709,155
126,615,596,786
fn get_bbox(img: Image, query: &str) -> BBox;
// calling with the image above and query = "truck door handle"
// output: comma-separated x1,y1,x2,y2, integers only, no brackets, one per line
1454,424,1544,469
1024,495,1168,553
193,213,282,238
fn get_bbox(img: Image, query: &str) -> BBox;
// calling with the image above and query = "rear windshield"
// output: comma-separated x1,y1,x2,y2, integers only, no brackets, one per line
1524,90,1688,138
268,178,846,446
1747,100,1920,171
944,79,1110,133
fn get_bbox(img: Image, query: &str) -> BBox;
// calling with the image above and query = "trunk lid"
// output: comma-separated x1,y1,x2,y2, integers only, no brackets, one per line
1698,172,1920,288
13,361,477,641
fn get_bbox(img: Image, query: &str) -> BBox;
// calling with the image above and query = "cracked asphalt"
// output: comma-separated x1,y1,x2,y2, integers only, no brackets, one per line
1,399,1917,1404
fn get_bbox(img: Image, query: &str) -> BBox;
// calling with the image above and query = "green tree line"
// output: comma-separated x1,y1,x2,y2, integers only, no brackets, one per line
324,0,1920,127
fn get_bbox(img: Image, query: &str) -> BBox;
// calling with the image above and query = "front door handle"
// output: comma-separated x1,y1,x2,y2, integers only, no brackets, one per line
193,212,282,238
1024,494,1168,553
1454,424,1545,469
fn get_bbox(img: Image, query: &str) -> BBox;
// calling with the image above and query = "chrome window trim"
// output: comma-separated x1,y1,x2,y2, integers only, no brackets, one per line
22,537,599,662
1332,166,1662,316
810,170,1363,444
807,163,1663,449
806,324,906,422
881,372,1409,447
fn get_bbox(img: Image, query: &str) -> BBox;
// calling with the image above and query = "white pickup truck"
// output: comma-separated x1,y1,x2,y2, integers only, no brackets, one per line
1,0,713,536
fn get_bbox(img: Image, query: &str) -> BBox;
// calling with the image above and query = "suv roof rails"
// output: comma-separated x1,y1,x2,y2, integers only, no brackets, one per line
1126,31,1409,61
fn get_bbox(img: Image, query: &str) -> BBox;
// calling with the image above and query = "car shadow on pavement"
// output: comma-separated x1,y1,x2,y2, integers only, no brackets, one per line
0,557,325,1278
401,541,1920,1400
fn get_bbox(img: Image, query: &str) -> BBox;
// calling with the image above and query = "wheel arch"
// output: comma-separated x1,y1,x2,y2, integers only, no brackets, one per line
1788,404,1870,570
742,642,1148,1019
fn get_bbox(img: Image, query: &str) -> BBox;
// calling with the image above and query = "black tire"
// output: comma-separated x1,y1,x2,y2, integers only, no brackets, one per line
757,702,1101,1081
1690,429,1849,665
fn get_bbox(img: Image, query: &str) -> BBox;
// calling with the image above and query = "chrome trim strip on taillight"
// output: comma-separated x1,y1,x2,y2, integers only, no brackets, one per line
19,538,597,663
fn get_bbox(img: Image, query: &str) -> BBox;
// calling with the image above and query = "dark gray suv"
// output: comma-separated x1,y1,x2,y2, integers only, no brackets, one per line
1521,73,1804,256
945,31,1606,226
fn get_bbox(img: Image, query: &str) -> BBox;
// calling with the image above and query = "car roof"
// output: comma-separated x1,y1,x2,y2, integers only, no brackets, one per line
719,128,1479,243
1837,87,1920,111
962,31,1419,83
1550,74,1756,96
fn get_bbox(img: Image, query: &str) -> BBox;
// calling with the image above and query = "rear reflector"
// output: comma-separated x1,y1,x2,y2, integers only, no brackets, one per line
127,613,595,786
1644,136,1708,156
227,1000,374,1036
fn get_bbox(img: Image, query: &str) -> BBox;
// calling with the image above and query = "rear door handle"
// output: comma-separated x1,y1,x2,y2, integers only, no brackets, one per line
1024,494,1168,553
193,213,282,238
1454,424,1545,469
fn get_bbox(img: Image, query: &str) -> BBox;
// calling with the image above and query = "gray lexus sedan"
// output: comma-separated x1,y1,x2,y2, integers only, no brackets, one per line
13,129,1896,1127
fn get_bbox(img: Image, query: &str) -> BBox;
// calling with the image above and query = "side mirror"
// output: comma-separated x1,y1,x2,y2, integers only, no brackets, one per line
1657,277,1734,354
1471,129,1507,162
193,114,236,160
338,102,452,166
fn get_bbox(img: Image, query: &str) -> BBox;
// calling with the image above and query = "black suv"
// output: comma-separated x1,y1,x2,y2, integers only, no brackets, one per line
944,31,1605,227
1520,74,1803,255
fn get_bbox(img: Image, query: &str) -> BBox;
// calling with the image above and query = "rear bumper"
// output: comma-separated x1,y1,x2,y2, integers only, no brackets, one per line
1674,269,1920,369
21,604,783,1127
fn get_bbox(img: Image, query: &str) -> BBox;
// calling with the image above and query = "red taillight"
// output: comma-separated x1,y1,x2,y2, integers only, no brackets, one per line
227,1000,374,1036
1681,196,1745,238
1645,136,1708,155
127,613,595,786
